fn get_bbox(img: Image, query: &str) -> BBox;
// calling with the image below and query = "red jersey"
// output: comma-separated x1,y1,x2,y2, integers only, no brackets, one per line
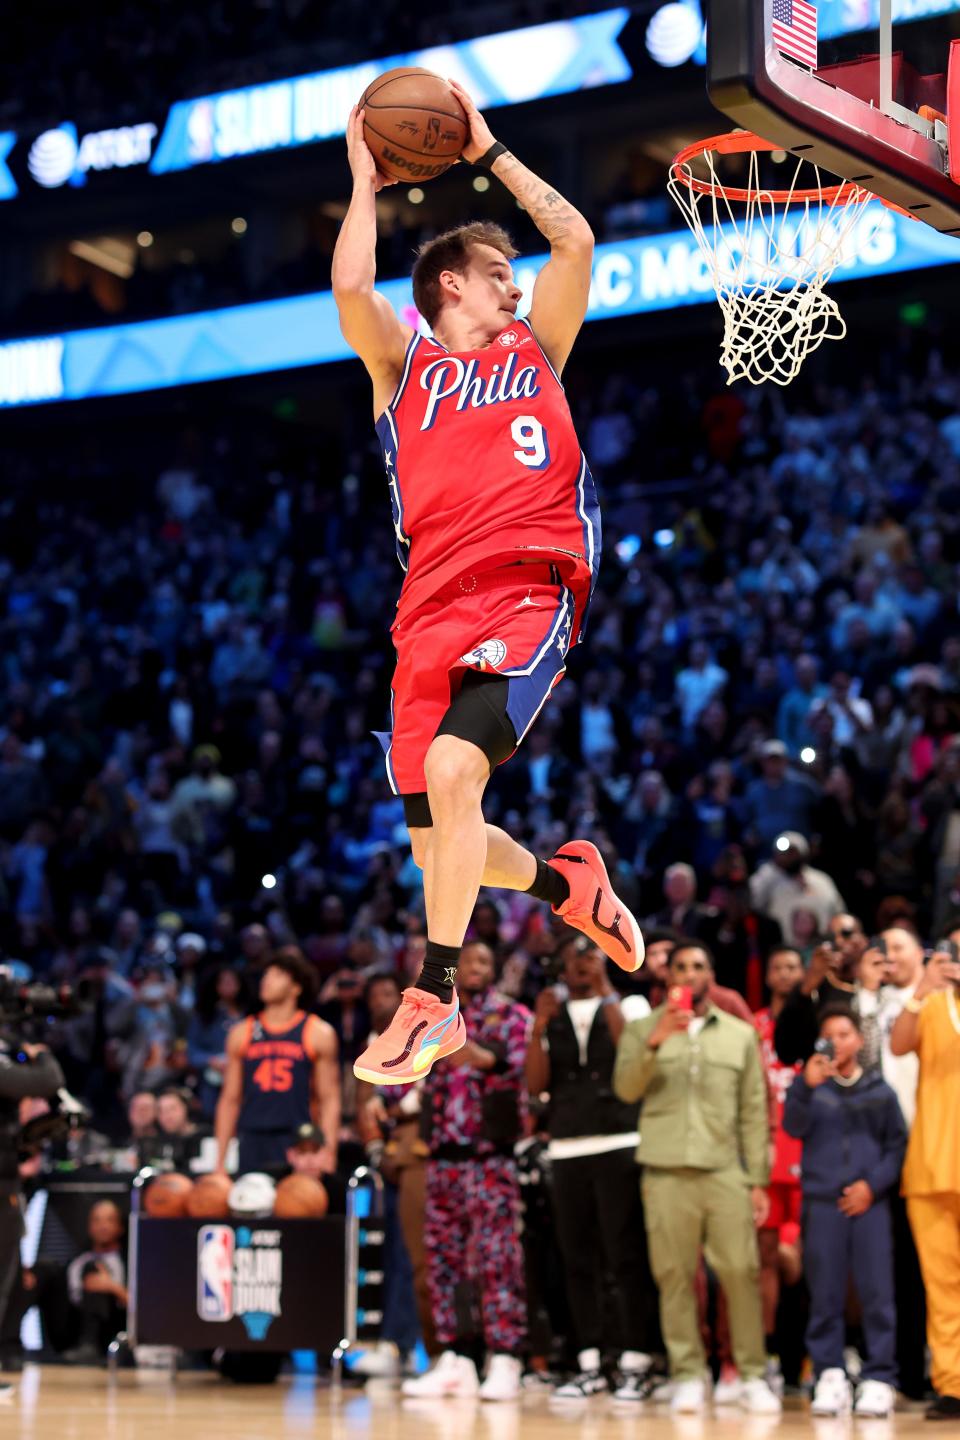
375,317,601,623
754,1007,803,1186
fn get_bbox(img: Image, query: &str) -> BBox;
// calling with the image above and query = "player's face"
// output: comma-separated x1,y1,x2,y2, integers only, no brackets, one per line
458,244,522,333
260,964,296,1005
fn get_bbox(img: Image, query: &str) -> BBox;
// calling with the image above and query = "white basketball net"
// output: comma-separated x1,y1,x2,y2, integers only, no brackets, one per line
669,143,876,387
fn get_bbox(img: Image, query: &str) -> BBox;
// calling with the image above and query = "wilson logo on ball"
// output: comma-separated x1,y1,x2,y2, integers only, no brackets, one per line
380,146,447,178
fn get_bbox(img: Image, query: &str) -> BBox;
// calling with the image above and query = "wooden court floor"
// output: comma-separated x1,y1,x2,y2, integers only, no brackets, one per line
2,1367,932,1440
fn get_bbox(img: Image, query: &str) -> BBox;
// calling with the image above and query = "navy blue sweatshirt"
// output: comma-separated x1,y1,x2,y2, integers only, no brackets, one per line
782,1069,906,1201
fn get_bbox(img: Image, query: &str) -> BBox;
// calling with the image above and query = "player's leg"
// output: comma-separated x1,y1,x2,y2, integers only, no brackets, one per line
409,815,555,894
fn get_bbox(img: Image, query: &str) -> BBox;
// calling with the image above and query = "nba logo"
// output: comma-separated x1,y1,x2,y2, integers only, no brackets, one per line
197,1225,235,1321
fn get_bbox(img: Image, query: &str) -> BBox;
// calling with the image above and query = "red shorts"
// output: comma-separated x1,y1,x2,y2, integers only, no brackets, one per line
764,1181,802,1244
379,562,587,806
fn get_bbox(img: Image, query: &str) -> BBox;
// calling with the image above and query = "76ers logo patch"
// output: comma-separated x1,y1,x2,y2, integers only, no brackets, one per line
497,330,518,347
461,639,507,669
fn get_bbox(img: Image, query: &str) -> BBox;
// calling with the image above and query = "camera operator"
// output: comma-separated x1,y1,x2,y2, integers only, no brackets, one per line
0,1035,65,1396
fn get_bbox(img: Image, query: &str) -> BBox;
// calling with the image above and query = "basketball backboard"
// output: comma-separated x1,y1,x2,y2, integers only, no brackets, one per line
707,0,960,232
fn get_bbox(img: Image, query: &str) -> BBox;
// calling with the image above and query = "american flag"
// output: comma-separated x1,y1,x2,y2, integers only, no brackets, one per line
772,0,818,68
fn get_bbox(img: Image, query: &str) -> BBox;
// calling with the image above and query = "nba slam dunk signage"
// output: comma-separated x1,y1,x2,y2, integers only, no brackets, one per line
1,208,957,407
0,10,630,200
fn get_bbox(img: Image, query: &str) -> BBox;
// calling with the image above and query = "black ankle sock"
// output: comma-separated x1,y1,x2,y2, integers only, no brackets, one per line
418,940,460,1001
526,856,570,908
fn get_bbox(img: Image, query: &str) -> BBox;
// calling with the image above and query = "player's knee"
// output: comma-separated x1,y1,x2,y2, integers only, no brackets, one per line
408,827,429,869
423,735,486,810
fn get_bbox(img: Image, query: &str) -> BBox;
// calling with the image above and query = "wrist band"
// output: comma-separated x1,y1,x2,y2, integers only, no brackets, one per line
474,141,507,169
904,995,924,1014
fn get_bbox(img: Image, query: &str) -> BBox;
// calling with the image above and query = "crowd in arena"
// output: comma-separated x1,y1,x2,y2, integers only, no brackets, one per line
1,332,959,1411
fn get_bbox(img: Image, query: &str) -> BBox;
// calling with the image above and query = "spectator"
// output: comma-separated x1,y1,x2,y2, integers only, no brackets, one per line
698,846,783,1004
752,947,804,1388
614,942,780,1415
784,1007,906,1418
107,962,191,1100
355,972,427,1360
402,943,530,1403
648,863,711,935
776,655,827,757
860,927,928,1402
525,934,662,1400
774,912,869,1064
743,743,820,855
890,938,960,1421
147,1087,206,1170
749,832,845,938
187,965,246,1119
675,640,728,735
63,1201,129,1364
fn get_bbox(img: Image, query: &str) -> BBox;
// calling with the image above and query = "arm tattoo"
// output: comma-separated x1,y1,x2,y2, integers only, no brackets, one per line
491,151,588,246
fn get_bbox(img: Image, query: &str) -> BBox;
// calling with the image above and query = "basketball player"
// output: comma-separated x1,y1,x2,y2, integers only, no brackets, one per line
214,948,340,1175
334,80,643,1086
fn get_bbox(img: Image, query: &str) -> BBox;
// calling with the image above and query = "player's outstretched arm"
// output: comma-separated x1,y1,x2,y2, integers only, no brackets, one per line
449,79,593,376
333,107,412,411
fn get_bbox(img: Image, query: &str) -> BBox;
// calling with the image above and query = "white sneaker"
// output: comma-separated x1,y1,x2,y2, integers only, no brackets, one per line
649,1377,675,1404
479,1354,522,1402
402,1350,480,1398
854,1380,896,1417
739,1377,783,1414
714,1372,743,1405
811,1368,853,1416
671,1378,708,1414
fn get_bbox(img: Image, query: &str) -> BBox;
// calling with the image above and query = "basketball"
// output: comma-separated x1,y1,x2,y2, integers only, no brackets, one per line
273,1173,329,1219
359,68,467,183
143,1171,194,1218
186,1172,233,1219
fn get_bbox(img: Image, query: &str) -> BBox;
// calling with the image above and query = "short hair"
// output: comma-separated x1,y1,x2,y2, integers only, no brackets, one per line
412,222,519,327
645,927,682,948
364,971,402,1006
668,941,716,970
267,946,317,1006
818,1003,861,1033
767,945,803,964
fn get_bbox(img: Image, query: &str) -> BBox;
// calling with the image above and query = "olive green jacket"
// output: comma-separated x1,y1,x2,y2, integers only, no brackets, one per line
613,1004,769,1186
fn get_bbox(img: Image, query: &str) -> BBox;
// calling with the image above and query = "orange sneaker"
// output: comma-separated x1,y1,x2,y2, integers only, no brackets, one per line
548,840,645,972
353,987,466,1085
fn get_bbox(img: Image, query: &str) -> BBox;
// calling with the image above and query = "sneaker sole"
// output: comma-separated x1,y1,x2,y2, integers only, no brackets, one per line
354,1017,466,1086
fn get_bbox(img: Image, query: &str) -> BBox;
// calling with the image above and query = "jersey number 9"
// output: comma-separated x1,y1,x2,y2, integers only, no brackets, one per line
511,415,550,471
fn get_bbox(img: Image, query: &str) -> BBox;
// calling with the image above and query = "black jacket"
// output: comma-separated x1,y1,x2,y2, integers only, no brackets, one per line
0,1047,65,1194
546,1002,639,1141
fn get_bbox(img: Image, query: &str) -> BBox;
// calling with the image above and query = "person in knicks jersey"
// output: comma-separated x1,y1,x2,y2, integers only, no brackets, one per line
333,80,644,1088
214,948,340,1176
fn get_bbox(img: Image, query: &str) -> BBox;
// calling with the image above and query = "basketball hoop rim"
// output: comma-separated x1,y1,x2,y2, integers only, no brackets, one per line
671,131,915,215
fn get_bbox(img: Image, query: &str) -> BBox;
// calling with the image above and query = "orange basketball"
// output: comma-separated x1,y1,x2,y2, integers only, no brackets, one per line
274,1173,329,1219
186,1172,234,1219
143,1171,194,1218
359,68,467,183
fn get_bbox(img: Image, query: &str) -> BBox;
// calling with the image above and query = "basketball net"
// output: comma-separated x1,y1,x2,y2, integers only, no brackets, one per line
669,135,879,387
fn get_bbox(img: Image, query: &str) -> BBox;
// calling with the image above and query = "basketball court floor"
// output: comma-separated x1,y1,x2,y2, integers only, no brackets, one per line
6,1368,932,1439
